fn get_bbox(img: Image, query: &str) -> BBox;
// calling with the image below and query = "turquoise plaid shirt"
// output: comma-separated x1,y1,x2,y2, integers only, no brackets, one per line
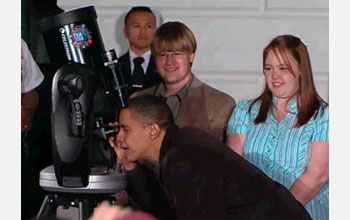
227,97,329,220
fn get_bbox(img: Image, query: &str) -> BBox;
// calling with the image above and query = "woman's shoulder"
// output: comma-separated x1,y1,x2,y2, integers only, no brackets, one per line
235,100,260,114
304,102,329,126
315,103,329,120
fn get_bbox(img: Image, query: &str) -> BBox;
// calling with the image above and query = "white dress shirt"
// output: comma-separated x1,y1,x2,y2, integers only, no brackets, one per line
129,50,151,75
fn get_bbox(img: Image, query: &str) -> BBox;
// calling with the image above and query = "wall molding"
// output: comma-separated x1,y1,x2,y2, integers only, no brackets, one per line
60,5,328,19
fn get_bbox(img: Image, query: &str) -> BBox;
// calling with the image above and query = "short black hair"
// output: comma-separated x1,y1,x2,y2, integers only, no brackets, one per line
127,95,174,129
124,6,156,27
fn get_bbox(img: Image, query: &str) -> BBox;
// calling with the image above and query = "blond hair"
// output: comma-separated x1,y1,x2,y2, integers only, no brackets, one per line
151,21,197,55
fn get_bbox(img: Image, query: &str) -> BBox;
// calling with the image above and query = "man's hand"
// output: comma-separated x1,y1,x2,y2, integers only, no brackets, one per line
88,201,132,220
21,106,34,132
108,122,137,171
89,201,159,220
21,90,39,133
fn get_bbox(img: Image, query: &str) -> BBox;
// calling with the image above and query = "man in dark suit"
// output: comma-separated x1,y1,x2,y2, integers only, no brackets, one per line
119,6,162,95
109,95,311,220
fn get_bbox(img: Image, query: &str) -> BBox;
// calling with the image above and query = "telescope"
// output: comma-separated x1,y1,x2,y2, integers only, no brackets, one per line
36,6,128,219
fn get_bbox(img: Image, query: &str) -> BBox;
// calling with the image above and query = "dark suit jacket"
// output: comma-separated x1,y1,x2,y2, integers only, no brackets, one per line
131,74,235,142
126,125,312,220
118,51,162,95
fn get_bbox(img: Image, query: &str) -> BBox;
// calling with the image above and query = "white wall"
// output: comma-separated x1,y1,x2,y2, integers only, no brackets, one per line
57,0,329,103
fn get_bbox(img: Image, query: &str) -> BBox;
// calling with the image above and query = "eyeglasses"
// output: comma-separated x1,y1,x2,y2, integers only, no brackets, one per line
157,51,187,60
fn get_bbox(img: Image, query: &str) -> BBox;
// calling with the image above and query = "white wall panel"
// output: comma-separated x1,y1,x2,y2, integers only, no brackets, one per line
196,71,328,103
58,0,260,10
267,0,328,11
57,0,329,103
173,17,329,72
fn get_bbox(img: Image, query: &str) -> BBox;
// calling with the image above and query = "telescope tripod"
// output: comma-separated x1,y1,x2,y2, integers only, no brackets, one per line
36,192,118,220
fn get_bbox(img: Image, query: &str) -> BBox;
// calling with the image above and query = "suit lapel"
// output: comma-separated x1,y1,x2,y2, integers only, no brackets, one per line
175,75,208,129
119,52,132,84
146,55,157,75
144,54,162,87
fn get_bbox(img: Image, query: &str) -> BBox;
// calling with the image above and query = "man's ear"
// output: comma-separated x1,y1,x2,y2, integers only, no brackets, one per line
149,123,161,140
189,52,196,63
123,27,128,39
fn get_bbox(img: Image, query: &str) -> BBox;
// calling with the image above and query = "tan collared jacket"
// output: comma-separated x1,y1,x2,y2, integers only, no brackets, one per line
131,75,236,142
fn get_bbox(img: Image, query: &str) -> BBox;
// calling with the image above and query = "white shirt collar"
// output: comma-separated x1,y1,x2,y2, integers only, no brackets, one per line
129,50,151,75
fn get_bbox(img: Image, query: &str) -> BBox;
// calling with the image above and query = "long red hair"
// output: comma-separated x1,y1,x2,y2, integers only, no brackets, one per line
250,34,327,127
